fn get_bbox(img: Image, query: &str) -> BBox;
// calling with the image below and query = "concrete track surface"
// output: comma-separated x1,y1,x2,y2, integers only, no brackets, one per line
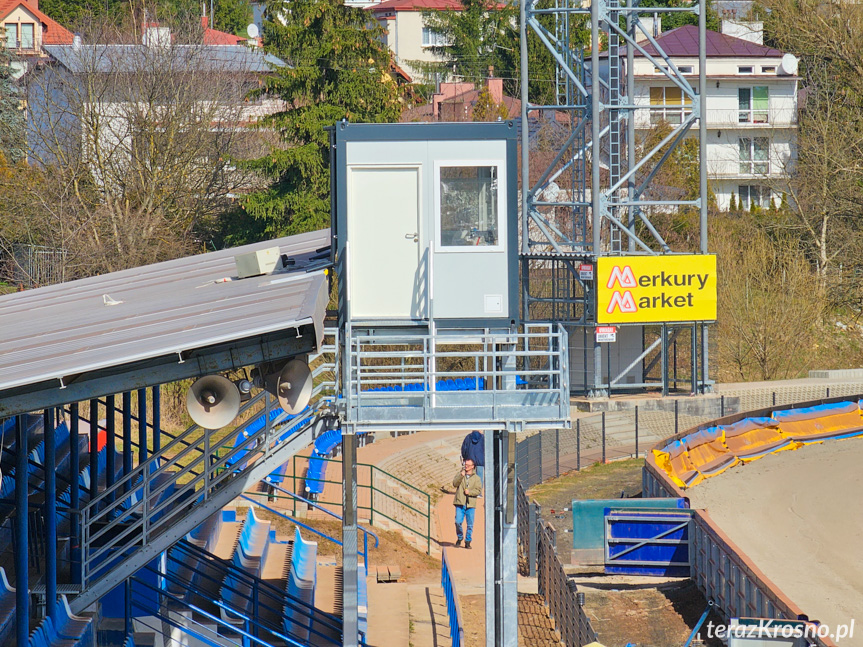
687,439,863,646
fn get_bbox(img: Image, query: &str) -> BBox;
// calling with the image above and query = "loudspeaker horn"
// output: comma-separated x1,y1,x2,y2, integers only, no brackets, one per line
187,375,241,429
275,359,313,414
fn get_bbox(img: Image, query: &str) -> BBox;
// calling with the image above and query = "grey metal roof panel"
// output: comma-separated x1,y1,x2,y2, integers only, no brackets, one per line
0,229,331,394
42,44,285,73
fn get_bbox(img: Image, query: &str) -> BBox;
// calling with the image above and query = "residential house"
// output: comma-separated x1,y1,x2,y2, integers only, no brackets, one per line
1,0,72,77
630,22,798,211
27,26,285,183
369,0,461,83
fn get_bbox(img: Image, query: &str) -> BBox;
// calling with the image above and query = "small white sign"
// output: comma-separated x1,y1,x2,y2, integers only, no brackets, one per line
579,263,594,281
596,325,617,343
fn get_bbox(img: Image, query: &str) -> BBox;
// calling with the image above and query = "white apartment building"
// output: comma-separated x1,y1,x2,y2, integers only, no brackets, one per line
631,22,798,210
369,0,460,82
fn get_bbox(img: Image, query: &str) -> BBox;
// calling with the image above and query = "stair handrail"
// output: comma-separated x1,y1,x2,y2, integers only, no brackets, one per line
256,481,380,544
169,538,341,628
82,389,270,512
239,489,377,568
159,545,342,640
291,454,433,553
80,398,322,588
131,570,340,647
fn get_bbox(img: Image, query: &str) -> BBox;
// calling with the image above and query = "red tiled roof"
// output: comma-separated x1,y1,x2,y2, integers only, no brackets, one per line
203,27,245,45
636,25,784,58
370,0,462,13
0,0,74,44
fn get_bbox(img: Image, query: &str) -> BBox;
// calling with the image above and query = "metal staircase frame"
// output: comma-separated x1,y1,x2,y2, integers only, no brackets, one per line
71,397,337,613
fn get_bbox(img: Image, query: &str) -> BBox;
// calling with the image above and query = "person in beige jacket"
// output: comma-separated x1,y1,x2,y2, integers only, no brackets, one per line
452,459,482,548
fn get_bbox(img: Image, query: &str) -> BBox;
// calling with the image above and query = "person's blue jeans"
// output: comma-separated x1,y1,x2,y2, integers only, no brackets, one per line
475,465,484,482
454,505,476,542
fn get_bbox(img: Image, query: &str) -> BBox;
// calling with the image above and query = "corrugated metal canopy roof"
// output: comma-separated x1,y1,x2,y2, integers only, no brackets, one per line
0,230,331,402
43,44,285,73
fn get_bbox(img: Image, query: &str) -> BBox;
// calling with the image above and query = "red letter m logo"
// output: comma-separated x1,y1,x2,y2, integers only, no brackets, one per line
607,290,637,314
606,265,637,289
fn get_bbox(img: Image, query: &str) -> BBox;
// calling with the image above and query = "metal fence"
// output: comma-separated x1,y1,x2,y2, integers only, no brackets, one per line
441,548,465,647
516,479,540,577
536,519,598,647
516,382,863,491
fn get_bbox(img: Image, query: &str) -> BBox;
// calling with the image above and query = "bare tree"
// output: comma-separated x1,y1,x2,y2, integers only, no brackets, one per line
759,0,863,300
1,14,274,281
713,215,822,381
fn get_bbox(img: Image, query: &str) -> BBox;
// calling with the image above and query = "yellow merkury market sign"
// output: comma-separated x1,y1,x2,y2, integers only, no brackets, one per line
596,255,717,324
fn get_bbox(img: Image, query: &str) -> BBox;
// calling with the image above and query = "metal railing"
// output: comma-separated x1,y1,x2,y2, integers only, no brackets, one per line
441,548,465,647
536,520,598,647
289,455,432,553
78,390,323,595
344,323,570,427
241,482,380,567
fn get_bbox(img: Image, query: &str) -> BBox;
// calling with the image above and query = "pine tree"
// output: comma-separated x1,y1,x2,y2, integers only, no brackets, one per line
232,0,402,240
729,192,737,212
0,49,25,164
417,0,519,92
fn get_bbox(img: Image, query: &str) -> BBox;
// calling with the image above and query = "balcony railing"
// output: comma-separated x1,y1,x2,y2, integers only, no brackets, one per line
637,107,797,129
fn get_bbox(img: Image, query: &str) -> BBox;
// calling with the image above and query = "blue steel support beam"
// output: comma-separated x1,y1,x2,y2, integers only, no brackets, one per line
89,398,99,505
106,394,115,503
138,388,147,464
15,415,28,647
152,385,161,454
44,407,57,620
70,403,80,585
123,392,132,492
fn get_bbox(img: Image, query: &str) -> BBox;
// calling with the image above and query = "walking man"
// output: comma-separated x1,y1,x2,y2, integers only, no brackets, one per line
452,458,482,548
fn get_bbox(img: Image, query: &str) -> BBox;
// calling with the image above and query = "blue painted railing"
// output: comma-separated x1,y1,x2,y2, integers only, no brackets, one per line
441,548,465,647
241,482,379,568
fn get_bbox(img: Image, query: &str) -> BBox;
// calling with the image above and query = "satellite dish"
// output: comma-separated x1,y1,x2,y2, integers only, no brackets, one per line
779,53,798,76
273,359,313,414
247,23,259,39
187,375,241,429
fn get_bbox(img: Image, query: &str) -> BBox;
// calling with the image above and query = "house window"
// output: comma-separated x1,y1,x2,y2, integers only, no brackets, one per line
739,137,769,174
20,23,33,49
738,66,754,74
5,24,16,48
739,185,771,209
649,86,692,125
439,165,499,247
677,65,694,74
738,87,768,123
761,66,776,74
422,27,450,47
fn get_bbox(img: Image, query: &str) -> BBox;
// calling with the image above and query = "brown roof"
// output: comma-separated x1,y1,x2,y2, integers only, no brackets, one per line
370,0,462,12
0,0,74,44
636,25,784,58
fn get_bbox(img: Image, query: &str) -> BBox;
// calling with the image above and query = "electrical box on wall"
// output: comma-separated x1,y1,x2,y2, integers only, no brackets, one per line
331,122,519,327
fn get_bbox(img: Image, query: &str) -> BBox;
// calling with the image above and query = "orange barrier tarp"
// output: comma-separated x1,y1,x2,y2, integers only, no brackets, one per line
722,417,797,462
774,402,863,444
684,427,738,477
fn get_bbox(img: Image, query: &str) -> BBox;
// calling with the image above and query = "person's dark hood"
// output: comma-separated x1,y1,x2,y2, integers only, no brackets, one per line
468,431,483,445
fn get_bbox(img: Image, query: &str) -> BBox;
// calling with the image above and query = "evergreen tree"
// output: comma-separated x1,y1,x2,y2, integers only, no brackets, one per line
0,49,25,164
417,0,519,92
213,0,252,36
472,86,508,121
729,192,737,212
231,0,402,241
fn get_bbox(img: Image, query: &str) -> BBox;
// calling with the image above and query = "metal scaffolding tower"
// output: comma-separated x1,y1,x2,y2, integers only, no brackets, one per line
520,0,711,397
